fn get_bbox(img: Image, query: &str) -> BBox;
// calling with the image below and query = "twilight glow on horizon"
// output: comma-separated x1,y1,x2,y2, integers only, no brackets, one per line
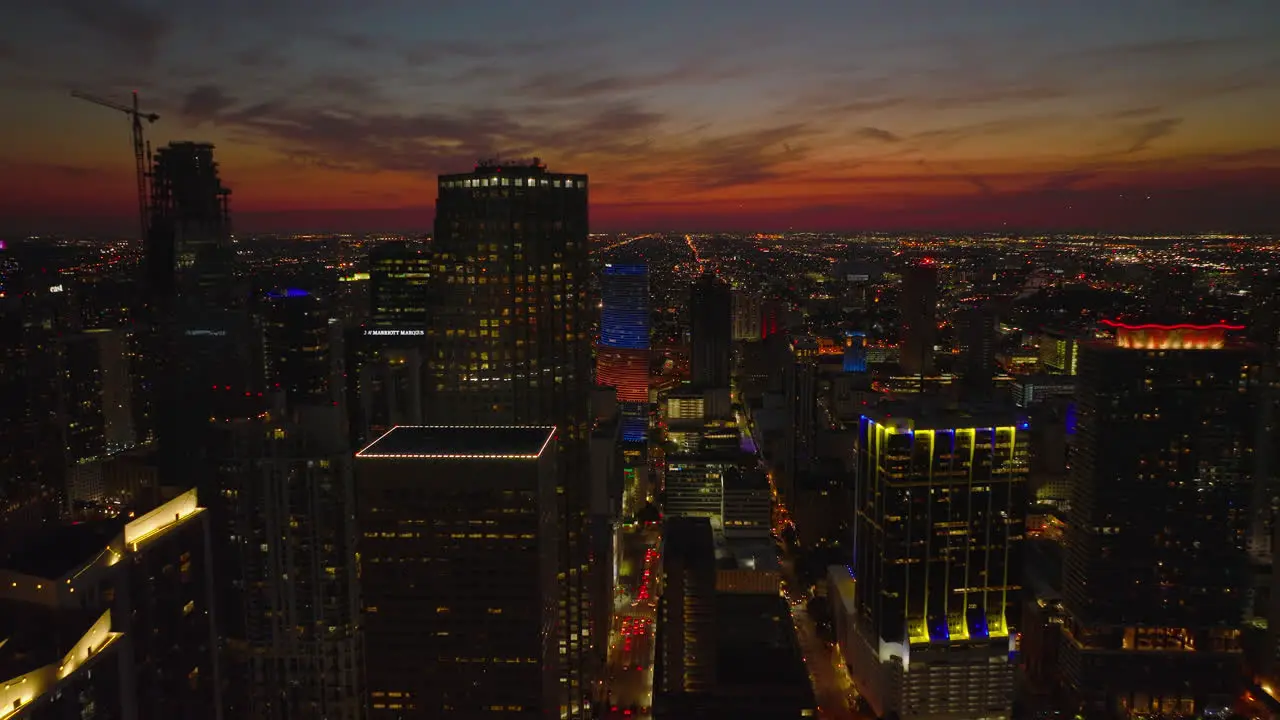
2,0,1279,235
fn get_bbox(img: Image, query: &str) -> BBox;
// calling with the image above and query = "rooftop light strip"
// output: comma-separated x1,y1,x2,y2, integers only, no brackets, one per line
1100,319,1245,331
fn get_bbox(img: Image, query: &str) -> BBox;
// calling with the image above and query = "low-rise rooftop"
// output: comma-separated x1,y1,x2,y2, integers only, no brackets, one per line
355,425,557,459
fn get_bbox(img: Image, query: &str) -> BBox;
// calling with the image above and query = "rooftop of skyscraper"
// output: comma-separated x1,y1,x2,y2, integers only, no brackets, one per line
865,396,1024,430
355,425,557,459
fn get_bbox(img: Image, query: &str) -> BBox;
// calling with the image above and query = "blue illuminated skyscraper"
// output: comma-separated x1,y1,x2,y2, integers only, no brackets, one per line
597,263,649,442
843,331,868,373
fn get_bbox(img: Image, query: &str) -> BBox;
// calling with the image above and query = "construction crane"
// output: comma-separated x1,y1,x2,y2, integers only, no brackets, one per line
71,90,159,241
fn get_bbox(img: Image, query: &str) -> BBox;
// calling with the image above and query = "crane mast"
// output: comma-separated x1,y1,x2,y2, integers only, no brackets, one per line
71,90,159,242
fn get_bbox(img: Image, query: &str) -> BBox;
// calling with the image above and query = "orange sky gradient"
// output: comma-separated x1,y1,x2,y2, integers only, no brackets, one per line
2,1,1279,234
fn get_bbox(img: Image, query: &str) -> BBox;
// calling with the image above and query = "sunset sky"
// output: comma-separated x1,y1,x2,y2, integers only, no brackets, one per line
2,0,1279,234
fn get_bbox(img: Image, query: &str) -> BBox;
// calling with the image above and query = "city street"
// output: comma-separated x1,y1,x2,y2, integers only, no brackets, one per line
737,400,872,720
791,603,867,720
602,524,659,719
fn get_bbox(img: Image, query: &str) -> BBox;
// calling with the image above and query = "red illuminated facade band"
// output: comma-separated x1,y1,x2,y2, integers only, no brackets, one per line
596,346,649,402
1101,319,1245,350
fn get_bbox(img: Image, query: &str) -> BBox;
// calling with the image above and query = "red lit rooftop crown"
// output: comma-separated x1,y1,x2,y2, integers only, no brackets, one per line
1101,319,1244,350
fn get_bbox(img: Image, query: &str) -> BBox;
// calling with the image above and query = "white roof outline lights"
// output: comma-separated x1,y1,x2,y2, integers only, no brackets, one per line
354,425,558,459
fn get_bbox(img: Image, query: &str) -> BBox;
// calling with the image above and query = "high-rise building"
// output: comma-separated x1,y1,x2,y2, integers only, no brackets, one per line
899,260,939,377
145,141,234,308
368,242,431,329
1038,327,1082,376
843,331,869,373
654,517,816,718
261,288,334,406
690,273,732,389
57,332,108,464
781,335,818,506
760,300,784,340
655,517,717,703
721,468,771,539
731,291,762,342
355,425,560,718
851,400,1027,719
597,263,650,443
1059,320,1257,718
955,304,999,391
142,141,258,489
429,160,595,717
222,402,363,720
344,328,425,448
664,453,738,520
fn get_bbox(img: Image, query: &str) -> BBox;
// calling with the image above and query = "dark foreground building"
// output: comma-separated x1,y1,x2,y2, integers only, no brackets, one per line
1060,321,1257,718
430,160,597,717
0,489,222,719
355,425,560,718
653,517,815,718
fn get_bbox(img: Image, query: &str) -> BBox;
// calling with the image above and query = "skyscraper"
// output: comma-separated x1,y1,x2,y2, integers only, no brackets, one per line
690,272,732,389
355,425,560,718
141,141,258,490
368,242,431,329
781,335,818,507
261,288,334,405
597,263,650,443
900,260,939,378
222,402,363,720
955,303,999,392
851,400,1027,719
428,160,594,717
145,141,234,309
344,328,425,448
1059,320,1257,718
731,290,762,342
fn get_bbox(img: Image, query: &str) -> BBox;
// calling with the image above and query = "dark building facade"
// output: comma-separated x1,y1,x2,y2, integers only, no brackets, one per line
429,160,595,717
654,518,816,719
261,289,334,406
899,261,939,378
355,426,560,718
1060,321,1257,718
655,517,717,705
955,303,999,392
144,142,234,309
690,272,732,389
221,403,363,720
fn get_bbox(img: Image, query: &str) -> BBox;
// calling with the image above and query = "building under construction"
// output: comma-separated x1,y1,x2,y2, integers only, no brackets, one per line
145,141,235,308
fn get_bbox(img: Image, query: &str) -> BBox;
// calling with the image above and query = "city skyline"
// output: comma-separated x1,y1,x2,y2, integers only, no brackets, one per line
2,1,1279,235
